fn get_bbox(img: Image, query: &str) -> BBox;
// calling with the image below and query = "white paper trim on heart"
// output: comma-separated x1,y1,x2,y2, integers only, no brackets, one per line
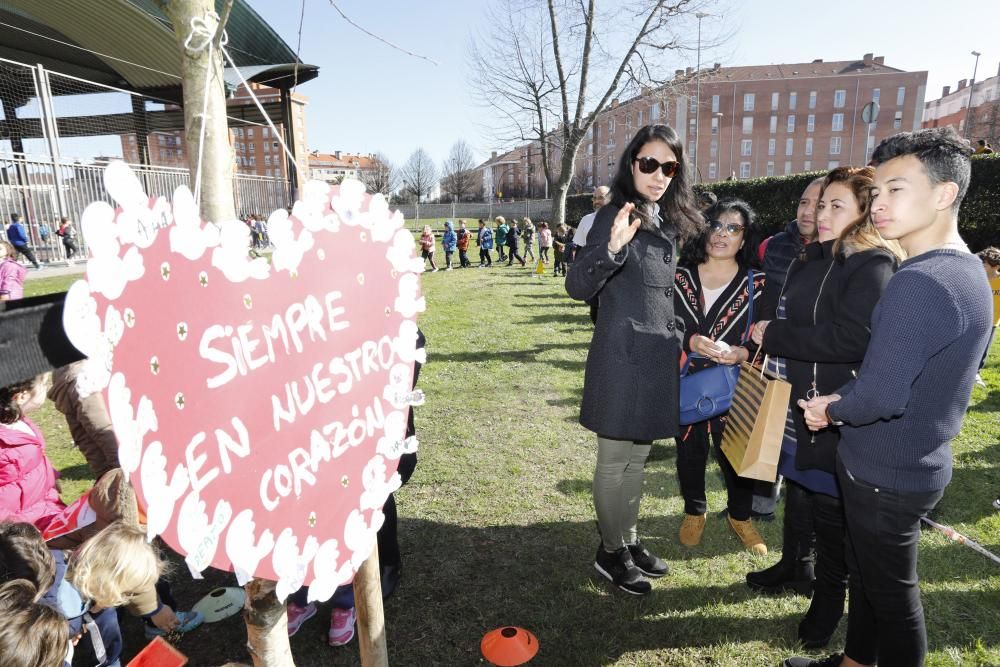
62,161,425,600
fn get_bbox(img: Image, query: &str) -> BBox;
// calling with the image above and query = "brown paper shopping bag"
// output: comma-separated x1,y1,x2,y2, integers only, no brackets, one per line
721,357,791,482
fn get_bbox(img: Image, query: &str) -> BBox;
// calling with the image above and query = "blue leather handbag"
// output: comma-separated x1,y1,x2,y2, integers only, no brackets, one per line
678,271,755,426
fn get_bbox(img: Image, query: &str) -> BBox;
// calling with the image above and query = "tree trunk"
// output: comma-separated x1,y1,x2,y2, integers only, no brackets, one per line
244,579,294,667
550,180,569,229
162,0,236,223
160,3,290,666
551,146,578,227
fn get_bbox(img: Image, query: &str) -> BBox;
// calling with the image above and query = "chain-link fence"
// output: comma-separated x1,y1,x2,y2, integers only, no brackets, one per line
0,56,293,263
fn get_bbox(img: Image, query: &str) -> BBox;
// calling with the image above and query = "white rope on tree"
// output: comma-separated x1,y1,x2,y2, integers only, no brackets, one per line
183,12,227,207
183,7,299,197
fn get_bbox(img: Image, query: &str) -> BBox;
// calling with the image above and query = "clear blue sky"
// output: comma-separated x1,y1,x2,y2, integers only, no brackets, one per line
251,0,998,169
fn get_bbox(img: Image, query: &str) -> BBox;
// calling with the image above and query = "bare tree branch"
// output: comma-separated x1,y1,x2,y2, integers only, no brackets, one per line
399,148,438,203
360,152,399,196
441,141,479,202
469,0,724,226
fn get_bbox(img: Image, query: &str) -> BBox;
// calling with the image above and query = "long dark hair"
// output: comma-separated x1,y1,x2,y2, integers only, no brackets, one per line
610,124,703,243
680,197,762,269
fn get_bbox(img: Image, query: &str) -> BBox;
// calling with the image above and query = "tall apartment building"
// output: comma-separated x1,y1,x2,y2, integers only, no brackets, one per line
120,83,309,186
923,60,1000,143
511,53,926,191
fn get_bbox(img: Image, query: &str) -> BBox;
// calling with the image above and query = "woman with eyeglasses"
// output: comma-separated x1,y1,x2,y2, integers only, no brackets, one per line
673,198,767,554
566,124,703,596
746,166,902,649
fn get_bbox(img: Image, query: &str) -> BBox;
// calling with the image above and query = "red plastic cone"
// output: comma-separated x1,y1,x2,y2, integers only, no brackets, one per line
481,626,539,666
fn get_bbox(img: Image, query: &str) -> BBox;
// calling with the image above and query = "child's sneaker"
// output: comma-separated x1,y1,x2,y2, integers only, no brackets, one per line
328,607,356,646
286,601,317,636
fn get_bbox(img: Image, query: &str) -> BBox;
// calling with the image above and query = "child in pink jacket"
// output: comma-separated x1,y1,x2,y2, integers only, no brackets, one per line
0,373,65,531
0,241,26,301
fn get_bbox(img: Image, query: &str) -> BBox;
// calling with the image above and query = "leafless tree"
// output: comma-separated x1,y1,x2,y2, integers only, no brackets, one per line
399,148,438,203
470,0,723,226
969,102,1000,148
360,152,399,195
441,140,478,201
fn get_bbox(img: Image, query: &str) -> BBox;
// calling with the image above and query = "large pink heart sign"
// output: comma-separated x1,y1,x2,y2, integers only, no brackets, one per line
63,162,426,602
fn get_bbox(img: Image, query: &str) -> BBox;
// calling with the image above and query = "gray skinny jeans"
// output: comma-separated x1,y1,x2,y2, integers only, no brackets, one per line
593,436,651,550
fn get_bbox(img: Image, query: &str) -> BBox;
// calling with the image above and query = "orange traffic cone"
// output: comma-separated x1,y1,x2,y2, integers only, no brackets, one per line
481,626,539,666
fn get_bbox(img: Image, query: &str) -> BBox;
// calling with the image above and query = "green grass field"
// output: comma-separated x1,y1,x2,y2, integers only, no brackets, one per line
27,263,1000,666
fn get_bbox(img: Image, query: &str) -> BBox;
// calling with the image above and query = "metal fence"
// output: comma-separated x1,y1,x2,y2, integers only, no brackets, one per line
0,154,290,262
395,199,555,224
0,55,292,263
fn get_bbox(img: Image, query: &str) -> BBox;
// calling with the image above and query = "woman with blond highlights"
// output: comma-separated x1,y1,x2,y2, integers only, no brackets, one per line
747,166,902,648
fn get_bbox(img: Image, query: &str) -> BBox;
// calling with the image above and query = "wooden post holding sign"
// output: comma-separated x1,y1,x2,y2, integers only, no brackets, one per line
62,164,425,667
355,544,388,665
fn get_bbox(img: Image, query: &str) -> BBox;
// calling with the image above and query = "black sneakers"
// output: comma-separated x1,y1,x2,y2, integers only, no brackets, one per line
628,540,669,578
783,653,844,667
593,545,652,596
746,559,815,596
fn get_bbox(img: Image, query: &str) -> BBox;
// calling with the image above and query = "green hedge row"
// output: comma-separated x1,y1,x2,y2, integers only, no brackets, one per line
565,155,1000,249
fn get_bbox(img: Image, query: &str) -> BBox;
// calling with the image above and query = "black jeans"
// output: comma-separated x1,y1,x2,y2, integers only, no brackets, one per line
785,479,847,602
459,250,470,267
837,456,943,667
675,426,754,520
781,479,817,566
507,248,524,265
13,243,39,268
479,248,492,265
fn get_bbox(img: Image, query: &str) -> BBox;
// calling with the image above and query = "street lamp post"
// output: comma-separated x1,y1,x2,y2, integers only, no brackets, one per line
964,50,982,140
693,12,710,182
712,111,729,180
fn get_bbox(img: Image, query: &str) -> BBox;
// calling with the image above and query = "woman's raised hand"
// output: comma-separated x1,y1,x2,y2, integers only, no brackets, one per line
607,202,640,254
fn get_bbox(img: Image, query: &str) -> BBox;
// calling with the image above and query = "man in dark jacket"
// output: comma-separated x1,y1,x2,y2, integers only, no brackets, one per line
759,177,823,296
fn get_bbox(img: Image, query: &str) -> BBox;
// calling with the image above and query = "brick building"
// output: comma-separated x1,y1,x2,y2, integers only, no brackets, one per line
308,151,376,184
923,60,1000,145
477,143,548,201
509,53,927,192
120,83,309,186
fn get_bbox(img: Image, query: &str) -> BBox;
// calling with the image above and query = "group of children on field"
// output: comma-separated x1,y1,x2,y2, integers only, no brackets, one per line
0,368,202,667
419,216,572,276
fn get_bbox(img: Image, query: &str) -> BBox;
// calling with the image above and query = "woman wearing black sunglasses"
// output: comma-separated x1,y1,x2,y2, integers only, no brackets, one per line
673,198,766,554
566,124,702,596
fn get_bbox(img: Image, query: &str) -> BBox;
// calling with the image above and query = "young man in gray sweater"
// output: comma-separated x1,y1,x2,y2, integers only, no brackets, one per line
786,128,993,667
